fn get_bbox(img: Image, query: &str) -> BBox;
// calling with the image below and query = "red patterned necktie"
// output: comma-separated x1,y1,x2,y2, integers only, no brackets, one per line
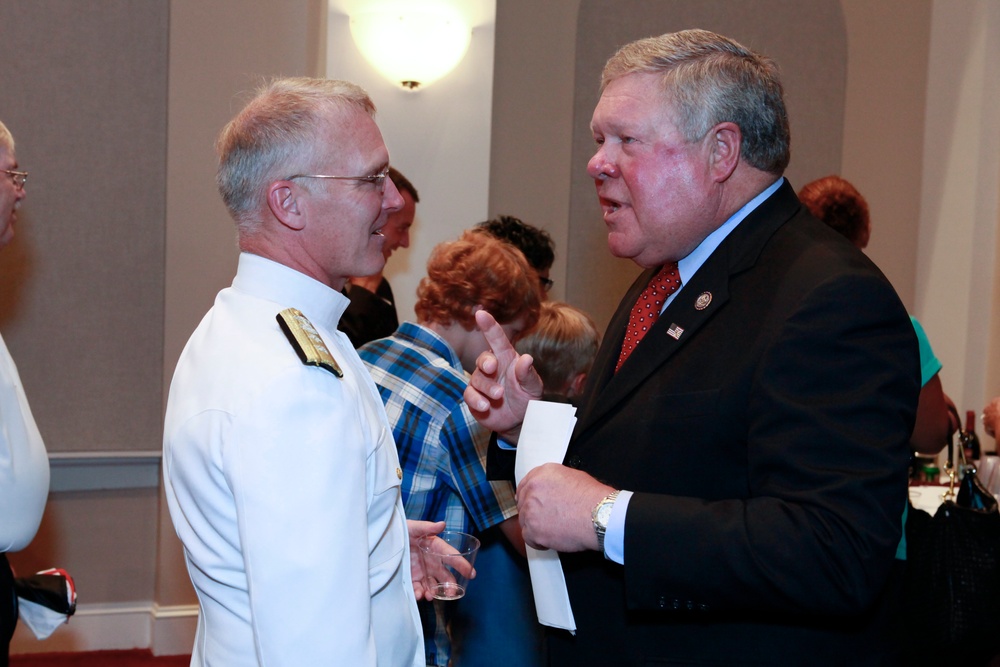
615,263,682,373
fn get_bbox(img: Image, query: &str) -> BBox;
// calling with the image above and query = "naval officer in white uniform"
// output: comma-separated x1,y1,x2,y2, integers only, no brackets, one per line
164,78,445,667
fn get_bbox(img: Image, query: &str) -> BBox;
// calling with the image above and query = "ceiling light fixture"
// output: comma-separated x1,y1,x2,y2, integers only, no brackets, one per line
349,4,472,90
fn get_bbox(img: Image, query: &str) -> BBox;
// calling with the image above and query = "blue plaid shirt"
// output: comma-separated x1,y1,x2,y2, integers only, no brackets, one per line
359,322,517,666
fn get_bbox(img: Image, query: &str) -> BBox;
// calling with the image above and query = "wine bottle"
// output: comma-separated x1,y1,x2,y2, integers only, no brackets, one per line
962,409,981,462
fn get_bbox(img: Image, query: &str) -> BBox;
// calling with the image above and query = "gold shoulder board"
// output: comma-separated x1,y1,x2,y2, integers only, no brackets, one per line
276,308,344,378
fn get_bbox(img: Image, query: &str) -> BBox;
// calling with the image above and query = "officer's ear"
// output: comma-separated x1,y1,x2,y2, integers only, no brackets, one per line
267,181,305,231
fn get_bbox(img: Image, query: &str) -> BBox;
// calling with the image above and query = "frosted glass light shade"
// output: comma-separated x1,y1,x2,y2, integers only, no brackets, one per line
350,8,471,90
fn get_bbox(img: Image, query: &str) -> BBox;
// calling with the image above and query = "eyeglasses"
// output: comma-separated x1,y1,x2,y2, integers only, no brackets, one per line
540,276,554,292
288,166,389,193
1,169,27,190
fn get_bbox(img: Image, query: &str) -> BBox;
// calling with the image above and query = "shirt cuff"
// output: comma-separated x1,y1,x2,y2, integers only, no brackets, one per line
496,437,516,450
603,489,632,564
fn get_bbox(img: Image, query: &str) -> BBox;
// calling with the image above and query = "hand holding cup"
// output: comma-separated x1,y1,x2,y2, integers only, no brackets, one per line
418,531,480,600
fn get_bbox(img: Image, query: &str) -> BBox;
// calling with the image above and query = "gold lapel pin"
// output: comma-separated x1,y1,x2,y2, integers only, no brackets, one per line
695,292,712,311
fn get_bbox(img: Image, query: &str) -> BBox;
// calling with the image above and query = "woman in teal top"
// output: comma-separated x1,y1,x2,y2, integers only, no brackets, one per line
908,315,955,454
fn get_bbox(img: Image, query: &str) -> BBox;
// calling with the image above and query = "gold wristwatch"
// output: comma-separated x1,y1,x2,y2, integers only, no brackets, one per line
592,490,620,555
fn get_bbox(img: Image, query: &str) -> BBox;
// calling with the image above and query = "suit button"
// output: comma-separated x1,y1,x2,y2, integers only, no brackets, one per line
698,604,709,612
671,599,681,610
566,454,582,469
658,596,667,609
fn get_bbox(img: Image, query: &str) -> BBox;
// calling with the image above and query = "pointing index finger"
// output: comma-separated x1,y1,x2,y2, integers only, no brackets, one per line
475,309,516,360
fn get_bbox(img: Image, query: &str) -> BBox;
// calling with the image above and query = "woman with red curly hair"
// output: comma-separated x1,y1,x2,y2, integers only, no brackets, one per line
413,232,541,350
358,231,541,667
798,175,871,249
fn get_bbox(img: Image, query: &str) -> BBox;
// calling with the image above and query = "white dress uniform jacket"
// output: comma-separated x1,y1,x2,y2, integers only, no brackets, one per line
163,253,422,667
0,331,49,553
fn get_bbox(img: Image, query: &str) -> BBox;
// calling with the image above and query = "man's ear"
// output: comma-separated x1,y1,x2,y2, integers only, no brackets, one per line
709,121,741,183
267,181,305,231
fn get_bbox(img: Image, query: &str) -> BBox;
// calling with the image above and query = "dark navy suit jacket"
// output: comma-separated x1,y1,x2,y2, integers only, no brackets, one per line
494,181,918,666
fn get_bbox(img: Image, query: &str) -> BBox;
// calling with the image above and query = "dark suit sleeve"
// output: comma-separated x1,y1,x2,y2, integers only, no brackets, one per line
486,432,517,481
622,271,917,616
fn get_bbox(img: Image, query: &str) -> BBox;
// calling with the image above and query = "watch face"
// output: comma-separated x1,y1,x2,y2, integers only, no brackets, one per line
596,502,613,526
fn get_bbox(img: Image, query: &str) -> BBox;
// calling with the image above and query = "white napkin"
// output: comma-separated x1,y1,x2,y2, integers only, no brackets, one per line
514,400,577,634
908,485,950,516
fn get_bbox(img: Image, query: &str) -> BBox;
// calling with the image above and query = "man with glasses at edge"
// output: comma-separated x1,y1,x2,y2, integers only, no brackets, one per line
0,119,50,667
163,78,456,666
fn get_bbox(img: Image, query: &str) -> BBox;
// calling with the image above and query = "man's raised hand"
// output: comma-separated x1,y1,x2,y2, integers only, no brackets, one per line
463,309,543,444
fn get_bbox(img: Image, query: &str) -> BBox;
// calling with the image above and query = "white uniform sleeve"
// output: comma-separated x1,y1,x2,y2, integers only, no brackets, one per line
0,334,50,552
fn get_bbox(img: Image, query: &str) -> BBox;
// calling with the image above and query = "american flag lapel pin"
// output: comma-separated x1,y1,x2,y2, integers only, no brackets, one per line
666,323,684,340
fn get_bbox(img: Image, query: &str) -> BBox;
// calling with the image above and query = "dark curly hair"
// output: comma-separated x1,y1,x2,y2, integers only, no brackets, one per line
473,215,555,273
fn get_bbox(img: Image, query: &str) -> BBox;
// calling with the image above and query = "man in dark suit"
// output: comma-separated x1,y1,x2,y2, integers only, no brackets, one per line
464,29,919,666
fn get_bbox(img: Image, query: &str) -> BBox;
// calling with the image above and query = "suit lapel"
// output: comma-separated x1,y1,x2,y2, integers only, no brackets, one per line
575,180,802,436
575,268,652,417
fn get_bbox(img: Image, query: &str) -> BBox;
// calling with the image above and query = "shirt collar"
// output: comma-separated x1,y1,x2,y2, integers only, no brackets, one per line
676,177,784,284
394,322,465,373
232,252,349,332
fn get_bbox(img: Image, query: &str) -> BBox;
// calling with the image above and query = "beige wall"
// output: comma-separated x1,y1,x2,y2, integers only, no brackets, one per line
0,1,167,456
841,0,932,311
489,0,580,303
915,0,1000,423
